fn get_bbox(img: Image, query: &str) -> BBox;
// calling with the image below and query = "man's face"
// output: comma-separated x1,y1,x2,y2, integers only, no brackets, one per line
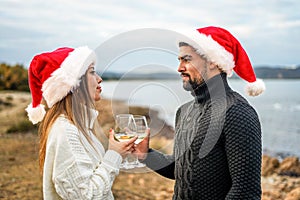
177,45,208,91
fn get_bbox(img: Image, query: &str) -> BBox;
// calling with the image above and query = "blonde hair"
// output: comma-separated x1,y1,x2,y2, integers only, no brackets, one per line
38,71,101,174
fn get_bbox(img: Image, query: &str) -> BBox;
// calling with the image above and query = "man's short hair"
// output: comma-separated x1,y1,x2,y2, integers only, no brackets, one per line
178,42,190,47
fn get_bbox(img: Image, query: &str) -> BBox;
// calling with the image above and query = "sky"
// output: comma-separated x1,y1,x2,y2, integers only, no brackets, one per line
1,0,300,72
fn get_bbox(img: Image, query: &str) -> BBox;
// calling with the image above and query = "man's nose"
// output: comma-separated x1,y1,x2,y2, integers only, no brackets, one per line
177,62,186,73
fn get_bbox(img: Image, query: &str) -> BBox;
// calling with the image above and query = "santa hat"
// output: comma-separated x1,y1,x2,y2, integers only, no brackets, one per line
25,46,96,124
178,26,265,96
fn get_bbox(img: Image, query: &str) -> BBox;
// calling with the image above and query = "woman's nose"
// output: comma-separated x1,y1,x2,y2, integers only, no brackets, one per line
97,74,103,83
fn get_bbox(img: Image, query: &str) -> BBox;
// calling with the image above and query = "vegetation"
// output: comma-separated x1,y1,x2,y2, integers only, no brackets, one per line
0,96,13,113
0,63,29,91
6,120,38,134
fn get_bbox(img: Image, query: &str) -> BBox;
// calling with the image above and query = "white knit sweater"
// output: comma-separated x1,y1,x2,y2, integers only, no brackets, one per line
43,111,122,200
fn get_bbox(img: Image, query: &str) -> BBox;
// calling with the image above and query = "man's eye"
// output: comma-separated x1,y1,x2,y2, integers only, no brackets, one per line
183,58,191,62
179,58,189,62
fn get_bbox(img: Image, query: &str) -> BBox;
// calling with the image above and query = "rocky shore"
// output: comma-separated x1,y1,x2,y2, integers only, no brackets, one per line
261,155,300,200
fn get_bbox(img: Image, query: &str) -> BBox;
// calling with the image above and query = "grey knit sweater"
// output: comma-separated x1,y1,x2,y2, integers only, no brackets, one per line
144,73,262,200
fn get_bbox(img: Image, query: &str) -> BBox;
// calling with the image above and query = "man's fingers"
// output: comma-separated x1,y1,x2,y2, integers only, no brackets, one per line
145,128,150,138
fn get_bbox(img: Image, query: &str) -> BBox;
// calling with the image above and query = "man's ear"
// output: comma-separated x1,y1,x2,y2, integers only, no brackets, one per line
207,62,218,70
207,62,222,79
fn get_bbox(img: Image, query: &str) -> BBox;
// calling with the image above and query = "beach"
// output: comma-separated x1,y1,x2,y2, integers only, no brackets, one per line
0,91,299,199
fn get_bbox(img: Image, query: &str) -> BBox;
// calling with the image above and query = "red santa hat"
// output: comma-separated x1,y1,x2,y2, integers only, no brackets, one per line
178,26,265,96
25,46,96,124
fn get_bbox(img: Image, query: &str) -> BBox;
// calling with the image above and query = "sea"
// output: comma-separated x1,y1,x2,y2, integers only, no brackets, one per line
101,79,300,158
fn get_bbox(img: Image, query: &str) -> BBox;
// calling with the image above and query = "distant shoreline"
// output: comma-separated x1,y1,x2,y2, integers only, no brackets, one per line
100,66,300,80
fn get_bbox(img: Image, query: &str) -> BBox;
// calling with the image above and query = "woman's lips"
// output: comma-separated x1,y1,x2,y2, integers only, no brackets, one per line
96,86,102,92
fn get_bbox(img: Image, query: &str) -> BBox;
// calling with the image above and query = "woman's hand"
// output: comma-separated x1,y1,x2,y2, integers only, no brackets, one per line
108,129,137,159
133,128,150,161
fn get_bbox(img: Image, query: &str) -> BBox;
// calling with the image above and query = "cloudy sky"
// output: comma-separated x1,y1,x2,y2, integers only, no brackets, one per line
1,0,299,70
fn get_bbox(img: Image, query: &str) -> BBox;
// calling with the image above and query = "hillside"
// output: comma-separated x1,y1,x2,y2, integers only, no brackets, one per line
254,66,300,79
100,66,300,80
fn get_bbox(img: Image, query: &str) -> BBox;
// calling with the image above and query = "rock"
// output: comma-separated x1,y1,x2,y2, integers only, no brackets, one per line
285,187,300,200
262,155,280,176
278,157,300,177
262,189,283,200
261,173,300,200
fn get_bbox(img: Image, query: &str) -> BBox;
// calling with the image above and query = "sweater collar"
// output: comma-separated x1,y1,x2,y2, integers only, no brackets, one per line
192,73,231,104
86,107,99,130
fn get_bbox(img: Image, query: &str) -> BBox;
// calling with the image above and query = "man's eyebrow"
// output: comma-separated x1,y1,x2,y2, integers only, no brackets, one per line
178,55,192,60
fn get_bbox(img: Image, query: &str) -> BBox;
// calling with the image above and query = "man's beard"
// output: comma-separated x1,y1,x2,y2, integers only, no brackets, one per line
182,77,201,91
182,64,208,91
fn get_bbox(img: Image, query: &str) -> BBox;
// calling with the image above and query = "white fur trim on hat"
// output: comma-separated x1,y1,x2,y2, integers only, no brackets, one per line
245,79,266,96
177,30,235,76
25,103,46,124
42,46,96,108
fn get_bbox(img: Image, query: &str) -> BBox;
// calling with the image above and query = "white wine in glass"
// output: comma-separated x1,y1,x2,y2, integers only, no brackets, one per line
114,114,136,169
114,114,136,141
134,115,148,144
132,115,148,168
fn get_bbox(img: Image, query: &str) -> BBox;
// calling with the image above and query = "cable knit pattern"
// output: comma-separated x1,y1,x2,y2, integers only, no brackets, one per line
144,73,262,200
43,114,122,200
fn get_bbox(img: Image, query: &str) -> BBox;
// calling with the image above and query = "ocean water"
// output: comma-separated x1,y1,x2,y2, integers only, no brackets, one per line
101,79,300,157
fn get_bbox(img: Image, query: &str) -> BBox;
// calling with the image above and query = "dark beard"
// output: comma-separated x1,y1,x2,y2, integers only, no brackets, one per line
183,78,201,91
181,63,208,92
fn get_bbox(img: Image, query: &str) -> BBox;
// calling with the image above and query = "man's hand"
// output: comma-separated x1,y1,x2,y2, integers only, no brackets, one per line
133,128,150,161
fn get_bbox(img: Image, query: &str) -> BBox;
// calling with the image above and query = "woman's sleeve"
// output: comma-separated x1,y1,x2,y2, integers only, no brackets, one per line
51,125,122,199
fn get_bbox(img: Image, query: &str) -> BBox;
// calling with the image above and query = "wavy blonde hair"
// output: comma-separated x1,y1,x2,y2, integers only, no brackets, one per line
38,70,103,174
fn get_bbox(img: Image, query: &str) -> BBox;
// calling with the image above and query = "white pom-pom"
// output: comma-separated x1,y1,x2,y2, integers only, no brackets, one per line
25,103,46,124
245,79,266,96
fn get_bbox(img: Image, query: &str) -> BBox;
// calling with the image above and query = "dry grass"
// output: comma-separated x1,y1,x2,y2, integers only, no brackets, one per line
0,133,42,199
0,133,175,200
0,91,31,134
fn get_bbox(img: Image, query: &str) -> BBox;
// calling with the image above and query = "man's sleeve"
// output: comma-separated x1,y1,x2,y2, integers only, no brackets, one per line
143,148,175,179
224,102,262,200
142,107,183,180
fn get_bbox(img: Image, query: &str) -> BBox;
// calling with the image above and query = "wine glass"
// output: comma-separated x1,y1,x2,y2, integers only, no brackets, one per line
114,114,136,169
131,115,148,168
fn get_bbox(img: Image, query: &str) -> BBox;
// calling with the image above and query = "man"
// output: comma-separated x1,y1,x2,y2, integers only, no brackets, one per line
136,26,265,199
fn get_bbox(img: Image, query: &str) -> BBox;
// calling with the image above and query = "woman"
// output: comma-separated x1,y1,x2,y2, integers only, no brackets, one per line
26,46,136,199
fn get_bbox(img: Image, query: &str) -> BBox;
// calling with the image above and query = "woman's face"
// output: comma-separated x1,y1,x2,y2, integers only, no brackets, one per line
86,65,102,102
